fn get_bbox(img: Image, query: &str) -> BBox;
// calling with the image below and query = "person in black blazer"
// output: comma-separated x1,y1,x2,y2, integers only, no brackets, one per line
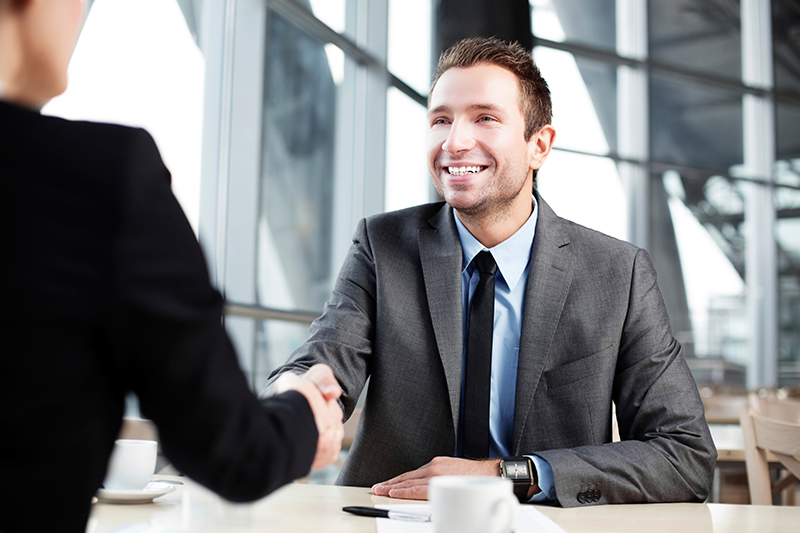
0,1,344,532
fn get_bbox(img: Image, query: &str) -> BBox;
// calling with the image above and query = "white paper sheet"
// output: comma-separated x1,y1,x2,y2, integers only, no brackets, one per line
107,525,205,533
374,504,566,533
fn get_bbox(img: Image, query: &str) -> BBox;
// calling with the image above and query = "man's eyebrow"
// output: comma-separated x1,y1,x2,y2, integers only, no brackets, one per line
427,105,451,118
427,103,506,118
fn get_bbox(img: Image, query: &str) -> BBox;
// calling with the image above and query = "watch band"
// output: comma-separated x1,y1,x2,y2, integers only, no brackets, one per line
501,456,537,502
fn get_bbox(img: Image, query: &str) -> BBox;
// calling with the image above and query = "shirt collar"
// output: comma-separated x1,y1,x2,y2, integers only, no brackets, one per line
453,195,539,291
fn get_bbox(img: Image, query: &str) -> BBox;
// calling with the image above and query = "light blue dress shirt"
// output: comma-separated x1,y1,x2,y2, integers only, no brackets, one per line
453,196,555,502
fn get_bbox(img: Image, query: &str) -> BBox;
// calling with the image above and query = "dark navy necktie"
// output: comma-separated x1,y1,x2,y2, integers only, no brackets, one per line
462,251,497,459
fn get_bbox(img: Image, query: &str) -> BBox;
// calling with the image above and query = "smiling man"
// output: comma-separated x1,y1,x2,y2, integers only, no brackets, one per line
266,37,716,507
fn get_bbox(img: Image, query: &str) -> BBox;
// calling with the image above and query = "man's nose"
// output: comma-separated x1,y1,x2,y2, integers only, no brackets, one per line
441,120,475,154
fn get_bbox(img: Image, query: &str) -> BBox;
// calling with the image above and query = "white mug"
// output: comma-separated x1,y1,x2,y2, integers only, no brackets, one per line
429,476,518,533
103,439,157,491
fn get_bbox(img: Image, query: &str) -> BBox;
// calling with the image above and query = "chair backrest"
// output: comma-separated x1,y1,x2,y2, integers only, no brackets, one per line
701,392,749,424
749,392,800,424
740,407,800,505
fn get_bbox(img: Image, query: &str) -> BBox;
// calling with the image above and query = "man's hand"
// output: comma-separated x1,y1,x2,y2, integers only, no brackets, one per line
371,457,501,500
274,364,344,470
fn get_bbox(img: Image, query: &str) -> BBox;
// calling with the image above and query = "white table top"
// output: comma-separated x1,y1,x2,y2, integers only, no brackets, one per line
86,475,800,533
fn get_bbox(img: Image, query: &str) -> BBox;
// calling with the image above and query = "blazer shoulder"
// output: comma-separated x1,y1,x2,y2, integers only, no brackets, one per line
2,103,158,169
60,118,160,165
354,202,449,255
546,215,647,279
366,202,447,227
362,202,446,236
558,216,640,258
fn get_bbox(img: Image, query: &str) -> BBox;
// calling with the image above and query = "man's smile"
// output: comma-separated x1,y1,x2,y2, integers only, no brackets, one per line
446,165,488,176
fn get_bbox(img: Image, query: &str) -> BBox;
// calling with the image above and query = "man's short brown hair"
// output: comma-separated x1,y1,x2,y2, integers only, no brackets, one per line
430,37,552,142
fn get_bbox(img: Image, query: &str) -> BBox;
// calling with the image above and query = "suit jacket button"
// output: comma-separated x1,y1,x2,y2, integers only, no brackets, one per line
592,489,601,502
577,491,586,504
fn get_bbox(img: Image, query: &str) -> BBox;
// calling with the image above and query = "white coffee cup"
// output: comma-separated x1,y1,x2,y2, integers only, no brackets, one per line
103,439,157,491
429,476,518,533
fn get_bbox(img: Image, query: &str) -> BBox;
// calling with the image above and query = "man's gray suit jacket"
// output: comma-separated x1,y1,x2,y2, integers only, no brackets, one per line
267,190,716,507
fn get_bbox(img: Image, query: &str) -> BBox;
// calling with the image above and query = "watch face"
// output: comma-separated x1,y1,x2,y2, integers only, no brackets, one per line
505,461,528,479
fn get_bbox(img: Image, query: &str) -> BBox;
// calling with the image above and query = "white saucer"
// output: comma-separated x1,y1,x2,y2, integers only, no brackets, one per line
96,481,176,504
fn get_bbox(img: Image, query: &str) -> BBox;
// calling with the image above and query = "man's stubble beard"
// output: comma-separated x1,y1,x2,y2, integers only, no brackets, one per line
436,168,532,227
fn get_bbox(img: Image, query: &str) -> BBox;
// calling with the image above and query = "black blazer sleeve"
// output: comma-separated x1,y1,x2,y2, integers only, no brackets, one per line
109,128,318,500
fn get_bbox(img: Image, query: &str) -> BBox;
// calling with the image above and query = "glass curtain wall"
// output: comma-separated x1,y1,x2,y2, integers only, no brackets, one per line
530,0,798,389
199,0,797,390
773,0,800,385
196,0,431,388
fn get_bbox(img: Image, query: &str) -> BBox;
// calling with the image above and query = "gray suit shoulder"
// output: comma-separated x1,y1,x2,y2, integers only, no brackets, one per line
359,202,448,244
550,213,648,276
365,202,446,228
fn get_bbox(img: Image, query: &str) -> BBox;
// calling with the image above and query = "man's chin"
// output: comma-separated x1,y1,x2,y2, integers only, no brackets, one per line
443,195,487,217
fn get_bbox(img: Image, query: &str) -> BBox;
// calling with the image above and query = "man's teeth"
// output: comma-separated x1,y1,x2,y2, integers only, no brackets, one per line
447,166,483,176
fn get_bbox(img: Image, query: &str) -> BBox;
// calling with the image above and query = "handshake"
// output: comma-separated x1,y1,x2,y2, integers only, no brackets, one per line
273,364,345,470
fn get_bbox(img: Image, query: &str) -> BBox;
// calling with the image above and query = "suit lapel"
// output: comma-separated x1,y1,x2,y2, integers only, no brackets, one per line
512,192,575,451
419,204,464,438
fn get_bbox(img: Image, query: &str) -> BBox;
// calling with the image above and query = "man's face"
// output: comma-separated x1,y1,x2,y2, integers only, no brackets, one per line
427,64,537,219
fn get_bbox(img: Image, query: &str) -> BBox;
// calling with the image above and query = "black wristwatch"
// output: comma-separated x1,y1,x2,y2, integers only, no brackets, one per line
500,456,537,502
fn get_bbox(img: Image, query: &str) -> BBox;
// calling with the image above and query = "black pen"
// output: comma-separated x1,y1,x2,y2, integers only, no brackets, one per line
343,506,431,522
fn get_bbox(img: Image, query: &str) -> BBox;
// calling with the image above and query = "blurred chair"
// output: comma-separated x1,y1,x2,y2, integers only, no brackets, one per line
700,388,749,424
740,407,800,505
749,391,800,424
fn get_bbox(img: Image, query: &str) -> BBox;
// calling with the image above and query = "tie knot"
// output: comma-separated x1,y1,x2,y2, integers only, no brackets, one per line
472,251,497,276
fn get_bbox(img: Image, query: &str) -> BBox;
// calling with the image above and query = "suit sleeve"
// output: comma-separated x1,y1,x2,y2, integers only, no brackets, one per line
263,218,376,420
535,249,716,506
110,128,318,501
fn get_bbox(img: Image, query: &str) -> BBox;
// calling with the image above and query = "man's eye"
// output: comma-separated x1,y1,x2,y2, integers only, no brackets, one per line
479,116,495,122
432,118,449,125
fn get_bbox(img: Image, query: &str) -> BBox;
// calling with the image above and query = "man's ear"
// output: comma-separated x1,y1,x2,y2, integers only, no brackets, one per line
528,124,556,171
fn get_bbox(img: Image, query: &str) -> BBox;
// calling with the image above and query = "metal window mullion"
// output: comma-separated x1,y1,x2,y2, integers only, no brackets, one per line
742,0,777,388
357,0,389,218
740,0,778,389
742,0,778,388
617,0,649,249
198,0,237,290
228,0,269,386
331,0,390,269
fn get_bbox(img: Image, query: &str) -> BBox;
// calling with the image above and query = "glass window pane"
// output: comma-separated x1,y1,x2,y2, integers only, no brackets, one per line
259,12,340,311
648,0,742,80
773,0,800,93
389,0,433,96
534,47,617,156
42,0,204,231
650,74,743,170
530,0,616,51
309,0,346,34
252,320,313,387
537,151,627,241
775,185,800,386
385,87,430,211
650,170,749,387
776,101,800,181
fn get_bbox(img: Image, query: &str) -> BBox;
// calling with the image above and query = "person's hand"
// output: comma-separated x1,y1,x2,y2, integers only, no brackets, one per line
274,364,344,470
371,457,502,500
